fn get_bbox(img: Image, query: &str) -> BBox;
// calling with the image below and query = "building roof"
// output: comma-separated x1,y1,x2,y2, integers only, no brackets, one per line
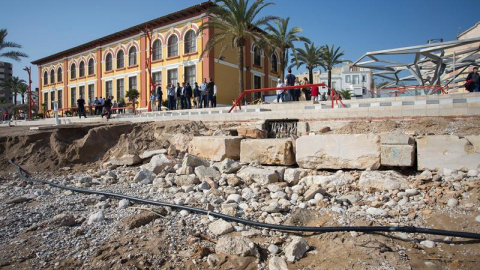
32,1,214,65
457,21,480,39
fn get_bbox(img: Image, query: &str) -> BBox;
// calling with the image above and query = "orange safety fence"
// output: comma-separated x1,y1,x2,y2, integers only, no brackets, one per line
228,83,344,113
371,85,447,97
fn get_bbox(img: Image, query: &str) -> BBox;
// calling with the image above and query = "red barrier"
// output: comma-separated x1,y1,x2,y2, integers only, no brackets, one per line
228,83,344,113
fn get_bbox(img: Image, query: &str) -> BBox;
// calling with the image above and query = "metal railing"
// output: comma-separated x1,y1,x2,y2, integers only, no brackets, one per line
371,85,447,98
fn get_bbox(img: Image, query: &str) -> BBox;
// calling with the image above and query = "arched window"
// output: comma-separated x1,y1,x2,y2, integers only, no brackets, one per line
88,59,94,75
253,46,261,66
43,71,48,85
57,67,63,82
168,35,178,57
79,61,85,77
129,47,137,66
184,30,196,54
152,40,162,60
70,63,76,79
105,53,112,71
50,70,55,84
271,54,278,73
117,50,124,69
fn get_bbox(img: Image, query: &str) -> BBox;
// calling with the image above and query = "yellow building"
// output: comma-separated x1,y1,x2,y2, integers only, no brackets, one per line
32,1,281,112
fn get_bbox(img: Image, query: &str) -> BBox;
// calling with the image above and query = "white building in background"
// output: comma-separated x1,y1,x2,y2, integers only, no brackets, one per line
296,63,373,98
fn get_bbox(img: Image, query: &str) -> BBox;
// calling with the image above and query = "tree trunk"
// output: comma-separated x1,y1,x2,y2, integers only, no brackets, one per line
238,45,245,96
14,90,17,105
308,67,313,84
328,69,332,89
21,94,25,104
279,48,287,81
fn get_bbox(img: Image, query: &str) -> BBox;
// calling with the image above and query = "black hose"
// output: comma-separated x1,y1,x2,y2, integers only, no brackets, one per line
8,160,480,240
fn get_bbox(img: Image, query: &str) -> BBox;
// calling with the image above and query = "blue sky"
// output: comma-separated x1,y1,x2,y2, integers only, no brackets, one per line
2,0,479,89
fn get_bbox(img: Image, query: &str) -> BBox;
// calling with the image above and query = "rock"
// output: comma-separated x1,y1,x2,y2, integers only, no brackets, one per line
237,166,279,185
133,168,155,183
467,169,479,177
296,134,381,170
143,154,174,174
194,166,221,181
213,158,242,174
207,254,220,267
208,220,234,236
358,170,409,191
226,175,242,186
447,198,459,207
366,207,388,217
118,199,130,209
189,136,243,161
476,216,480,223
215,236,257,256
417,170,433,181
179,210,189,217
174,174,200,186
182,154,210,168
5,196,33,204
303,185,325,201
240,139,295,166
318,126,331,133
405,189,419,196
264,202,280,213
284,236,309,262
442,168,457,177
237,126,268,139
110,154,141,166
121,211,161,229
268,244,279,255
88,211,105,225
139,149,167,160
269,256,288,270
420,240,435,248
226,194,242,203
284,168,309,186
417,135,480,171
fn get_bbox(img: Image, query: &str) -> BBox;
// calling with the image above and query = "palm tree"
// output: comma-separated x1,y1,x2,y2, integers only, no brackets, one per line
0,29,28,61
199,0,277,95
265,17,310,80
18,83,28,104
319,44,345,89
0,76,26,105
288,42,323,84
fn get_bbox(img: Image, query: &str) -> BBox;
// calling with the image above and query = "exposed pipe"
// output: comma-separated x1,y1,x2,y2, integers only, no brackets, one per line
9,160,480,240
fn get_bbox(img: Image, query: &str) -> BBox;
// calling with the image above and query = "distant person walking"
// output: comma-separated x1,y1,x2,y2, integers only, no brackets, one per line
193,82,200,108
466,67,480,92
156,86,163,111
200,78,208,108
276,78,285,103
102,96,113,119
285,68,296,101
77,95,87,118
311,84,319,103
167,83,176,110
185,82,193,109
207,78,215,108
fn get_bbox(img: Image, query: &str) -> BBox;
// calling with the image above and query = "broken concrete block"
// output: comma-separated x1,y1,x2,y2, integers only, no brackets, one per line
240,139,295,166
110,154,141,166
237,126,267,139
380,133,414,145
296,134,381,170
417,135,480,171
189,136,242,161
358,170,409,191
237,166,279,185
381,145,415,167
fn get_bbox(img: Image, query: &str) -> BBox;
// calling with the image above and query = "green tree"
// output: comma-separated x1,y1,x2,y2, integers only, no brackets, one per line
0,76,26,105
199,0,277,95
288,42,323,84
319,44,346,89
0,29,28,61
18,83,28,104
265,17,310,81
125,89,139,113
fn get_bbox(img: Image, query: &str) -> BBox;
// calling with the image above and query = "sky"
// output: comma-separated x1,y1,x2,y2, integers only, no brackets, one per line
1,0,479,90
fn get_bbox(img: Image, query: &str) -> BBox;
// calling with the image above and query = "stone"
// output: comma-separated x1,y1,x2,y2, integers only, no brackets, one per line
467,169,479,177
303,185,325,201
264,202,280,213
300,171,355,188
366,207,388,217
87,211,105,225
194,166,221,181
417,170,433,181
110,154,141,166
133,168,155,183
208,220,234,236
447,198,458,207
213,158,242,174
380,133,414,145
268,244,279,255
143,154,174,174
139,149,167,160
215,236,257,256
358,170,409,191
284,168,309,186
237,166,279,185
269,256,288,270
381,145,415,167
207,254,220,267
121,211,160,229
405,189,419,196
182,154,210,168
442,168,457,177
237,126,268,139
476,216,480,223
189,136,242,161
226,175,242,186
296,134,381,170
118,199,130,209
318,126,331,133
226,194,242,203
179,210,189,217
420,240,435,249
240,139,295,166
174,174,200,186
417,135,480,171
284,236,309,262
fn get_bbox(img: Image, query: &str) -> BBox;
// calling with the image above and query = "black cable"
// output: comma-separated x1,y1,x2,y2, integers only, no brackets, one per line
9,160,480,240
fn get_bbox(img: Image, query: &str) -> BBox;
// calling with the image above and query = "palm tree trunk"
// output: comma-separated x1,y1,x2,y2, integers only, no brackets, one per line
328,69,332,89
308,67,313,84
21,94,25,104
280,49,286,81
238,46,245,96
14,90,17,105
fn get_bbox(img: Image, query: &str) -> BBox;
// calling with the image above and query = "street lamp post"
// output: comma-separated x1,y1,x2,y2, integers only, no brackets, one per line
23,66,33,120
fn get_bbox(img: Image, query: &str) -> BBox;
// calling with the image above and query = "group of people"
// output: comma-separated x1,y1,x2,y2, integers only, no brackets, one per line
162,77,217,111
276,69,317,103
77,95,116,119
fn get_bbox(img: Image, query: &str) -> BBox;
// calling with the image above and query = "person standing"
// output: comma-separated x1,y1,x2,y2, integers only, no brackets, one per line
311,84,319,103
150,93,156,111
175,82,182,110
185,82,193,109
293,77,301,101
99,96,104,115
285,68,296,101
200,78,207,108
156,86,163,111
276,78,285,103
77,95,87,118
212,83,217,107
193,82,200,108
93,97,100,115
207,78,215,108
167,83,175,110
102,96,113,119
466,67,480,92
